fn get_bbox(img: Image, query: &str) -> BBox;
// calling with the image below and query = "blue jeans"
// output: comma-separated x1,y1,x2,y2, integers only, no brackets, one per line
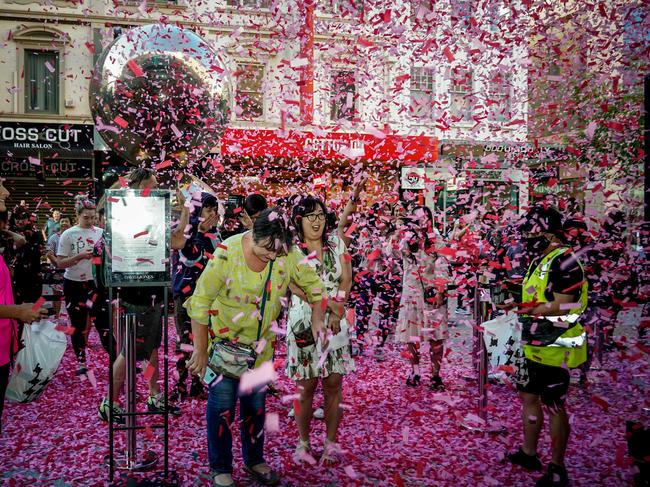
206,376,267,474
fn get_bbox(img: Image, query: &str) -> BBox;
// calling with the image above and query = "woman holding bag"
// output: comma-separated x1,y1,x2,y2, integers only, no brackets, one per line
395,205,450,390
185,208,325,487
285,196,355,465
0,180,47,435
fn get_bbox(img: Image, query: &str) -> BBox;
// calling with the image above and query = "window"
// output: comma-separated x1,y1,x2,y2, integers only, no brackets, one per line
410,0,434,23
450,0,473,28
24,50,59,114
487,73,512,123
331,70,356,121
410,67,435,120
448,67,473,123
235,64,264,119
485,0,506,31
226,0,271,8
319,0,364,17
548,62,560,76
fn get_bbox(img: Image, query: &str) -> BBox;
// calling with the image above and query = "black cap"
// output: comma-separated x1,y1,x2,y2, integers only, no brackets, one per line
519,205,563,236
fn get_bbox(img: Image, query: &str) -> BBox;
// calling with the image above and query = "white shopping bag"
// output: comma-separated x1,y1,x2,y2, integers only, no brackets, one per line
482,312,522,369
6,320,67,403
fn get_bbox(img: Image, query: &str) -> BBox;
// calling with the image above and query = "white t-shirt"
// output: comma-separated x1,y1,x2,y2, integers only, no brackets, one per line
57,225,104,282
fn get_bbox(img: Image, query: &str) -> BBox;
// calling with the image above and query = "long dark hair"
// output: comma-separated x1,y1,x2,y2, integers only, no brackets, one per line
406,204,434,254
292,196,333,252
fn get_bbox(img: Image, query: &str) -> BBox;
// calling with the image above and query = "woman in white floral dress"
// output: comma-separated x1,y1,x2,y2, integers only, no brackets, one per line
286,196,354,464
395,205,450,390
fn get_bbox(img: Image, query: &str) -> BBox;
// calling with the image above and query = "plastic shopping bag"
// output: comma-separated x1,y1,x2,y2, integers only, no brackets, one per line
482,312,520,369
482,312,529,386
6,320,67,403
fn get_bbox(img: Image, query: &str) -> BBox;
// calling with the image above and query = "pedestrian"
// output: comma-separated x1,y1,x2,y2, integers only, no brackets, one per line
9,206,44,304
220,193,268,240
98,167,181,422
0,179,47,435
285,196,355,465
170,190,221,401
56,196,103,376
506,205,588,487
43,209,61,240
395,205,450,390
45,215,71,267
185,207,326,487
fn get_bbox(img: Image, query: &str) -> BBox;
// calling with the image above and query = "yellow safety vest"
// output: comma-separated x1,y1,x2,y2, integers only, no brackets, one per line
522,247,588,368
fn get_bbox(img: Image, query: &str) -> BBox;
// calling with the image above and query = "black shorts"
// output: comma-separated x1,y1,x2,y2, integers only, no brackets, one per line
517,359,570,408
122,302,163,361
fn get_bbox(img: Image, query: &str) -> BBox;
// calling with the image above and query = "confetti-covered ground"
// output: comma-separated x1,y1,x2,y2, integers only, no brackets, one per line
1,308,648,487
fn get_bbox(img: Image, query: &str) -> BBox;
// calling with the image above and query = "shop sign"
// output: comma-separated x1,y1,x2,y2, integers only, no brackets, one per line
441,142,559,163
401,167,426,189
0,157,92,179
0,122,93,157
221,128,438,163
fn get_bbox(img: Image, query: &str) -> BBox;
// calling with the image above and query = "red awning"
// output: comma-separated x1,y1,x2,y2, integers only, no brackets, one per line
219,128,438,164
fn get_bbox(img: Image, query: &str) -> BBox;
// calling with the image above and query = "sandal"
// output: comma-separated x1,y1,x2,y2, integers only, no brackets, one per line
243,464,280,486
293,439,316,465
320,439,339,466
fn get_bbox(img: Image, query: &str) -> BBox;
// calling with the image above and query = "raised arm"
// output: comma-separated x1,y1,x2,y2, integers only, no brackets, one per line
337,175,367,247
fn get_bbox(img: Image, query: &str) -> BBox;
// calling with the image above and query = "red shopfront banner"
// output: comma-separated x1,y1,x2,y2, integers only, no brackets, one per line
220,128,438,164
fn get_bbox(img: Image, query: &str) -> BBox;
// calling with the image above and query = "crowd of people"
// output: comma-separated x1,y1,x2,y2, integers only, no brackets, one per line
0,170,648,487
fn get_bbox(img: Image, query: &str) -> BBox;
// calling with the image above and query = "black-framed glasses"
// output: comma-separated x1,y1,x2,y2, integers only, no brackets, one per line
305,213,325,223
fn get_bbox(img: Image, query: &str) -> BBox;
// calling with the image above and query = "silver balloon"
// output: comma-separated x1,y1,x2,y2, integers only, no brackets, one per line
89,24,231,166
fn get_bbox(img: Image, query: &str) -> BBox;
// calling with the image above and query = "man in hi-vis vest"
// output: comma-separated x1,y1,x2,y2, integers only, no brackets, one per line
506,205,587,487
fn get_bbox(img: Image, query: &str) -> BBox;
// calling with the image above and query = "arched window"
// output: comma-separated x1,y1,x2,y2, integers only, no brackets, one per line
13,27,70,116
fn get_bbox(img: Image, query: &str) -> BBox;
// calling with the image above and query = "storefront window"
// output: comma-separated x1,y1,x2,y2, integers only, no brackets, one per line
25,50,59,114
451,0,473,28
226,0,271,8
487,72,512,123
410,67,435,120
448,67,473,123
235,64,264,120
410,0,434,24
319,0,364,17
331,70,356,122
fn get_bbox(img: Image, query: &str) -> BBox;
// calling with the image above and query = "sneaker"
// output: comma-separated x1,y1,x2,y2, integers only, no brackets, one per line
288,407,324,419
373,348,386,362
507,447,543,471
536,463,569,487
455,308,471,316
169,384,187,403
76,364,88,377
430,375,445,391
147,394,181,416
98,398,125,424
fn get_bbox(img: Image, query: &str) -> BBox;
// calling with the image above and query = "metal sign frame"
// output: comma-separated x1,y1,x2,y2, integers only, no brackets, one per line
104,188,171,287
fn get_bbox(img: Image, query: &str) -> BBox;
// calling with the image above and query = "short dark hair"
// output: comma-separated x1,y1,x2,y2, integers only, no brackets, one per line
252,207,292,253
127,167,156,189
244,194,268,216
519,204,563,236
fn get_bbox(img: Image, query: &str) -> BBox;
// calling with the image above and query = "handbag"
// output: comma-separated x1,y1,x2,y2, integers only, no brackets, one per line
208,261,273,379
293,324,317,349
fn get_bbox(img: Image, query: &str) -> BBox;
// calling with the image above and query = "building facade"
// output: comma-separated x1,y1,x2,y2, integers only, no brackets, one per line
0,0,529,223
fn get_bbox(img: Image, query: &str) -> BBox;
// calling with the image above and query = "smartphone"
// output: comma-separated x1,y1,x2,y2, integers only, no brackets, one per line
225,195,245,219
203,366,218,386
